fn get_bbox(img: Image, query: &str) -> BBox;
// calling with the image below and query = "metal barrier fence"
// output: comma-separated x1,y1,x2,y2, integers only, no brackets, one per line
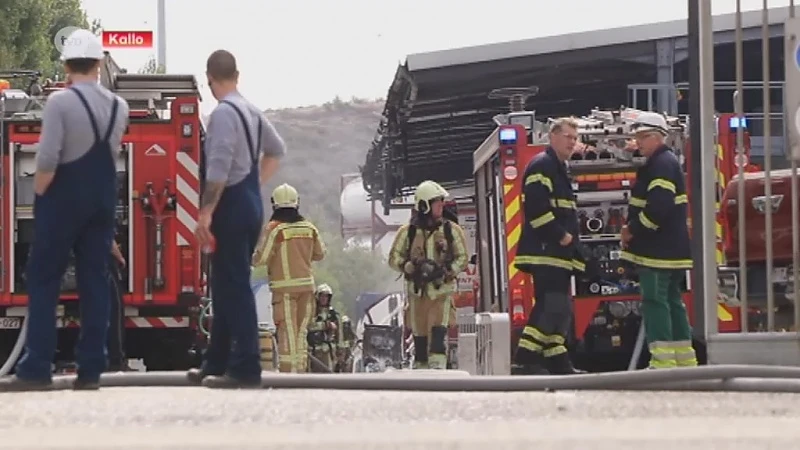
697,0,800,365
457,312,511,375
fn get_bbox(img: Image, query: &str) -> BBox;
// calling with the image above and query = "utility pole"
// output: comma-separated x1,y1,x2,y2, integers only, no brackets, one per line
157,0,167,71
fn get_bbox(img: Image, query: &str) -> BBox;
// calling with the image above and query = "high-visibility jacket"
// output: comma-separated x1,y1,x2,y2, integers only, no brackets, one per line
252,219,325,293
308,307,346,349
514,147,586,273
388,219,469,300
621,145,692,270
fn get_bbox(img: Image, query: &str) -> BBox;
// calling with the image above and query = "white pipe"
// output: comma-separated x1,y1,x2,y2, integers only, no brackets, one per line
156,0,167,71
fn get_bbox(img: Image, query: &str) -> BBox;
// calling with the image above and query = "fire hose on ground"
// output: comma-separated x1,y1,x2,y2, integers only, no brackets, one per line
1,356,800,392
3,313,800,392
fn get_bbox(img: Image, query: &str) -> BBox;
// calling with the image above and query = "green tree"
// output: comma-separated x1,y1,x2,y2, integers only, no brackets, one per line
0,0,94,78
312,229,394,318
139,54,166,74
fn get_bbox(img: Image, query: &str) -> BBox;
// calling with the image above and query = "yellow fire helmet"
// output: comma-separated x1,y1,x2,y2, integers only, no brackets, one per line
271,183,299,209
414,180,448,214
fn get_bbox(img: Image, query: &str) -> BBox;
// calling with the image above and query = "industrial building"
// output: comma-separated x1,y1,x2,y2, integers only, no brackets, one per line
361,6,793,212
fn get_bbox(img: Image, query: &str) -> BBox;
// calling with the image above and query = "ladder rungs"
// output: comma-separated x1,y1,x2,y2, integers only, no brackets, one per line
115,74,198,92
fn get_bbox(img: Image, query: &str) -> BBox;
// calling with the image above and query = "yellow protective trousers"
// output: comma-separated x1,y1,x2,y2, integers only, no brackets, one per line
407,295,452,369
272,291,315,373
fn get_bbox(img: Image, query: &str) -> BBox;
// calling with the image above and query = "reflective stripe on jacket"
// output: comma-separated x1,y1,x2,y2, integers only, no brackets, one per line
621,145,692,270
308,307,346,348
388,219,469,300
253,219,325,293
514,147,585,273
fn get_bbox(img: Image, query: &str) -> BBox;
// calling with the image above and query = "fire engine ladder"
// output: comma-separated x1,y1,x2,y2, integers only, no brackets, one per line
100,51,200,111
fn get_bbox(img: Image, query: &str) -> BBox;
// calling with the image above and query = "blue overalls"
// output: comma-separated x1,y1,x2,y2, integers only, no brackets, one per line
201,101,264,382
16,87,119,382
107,258,125,369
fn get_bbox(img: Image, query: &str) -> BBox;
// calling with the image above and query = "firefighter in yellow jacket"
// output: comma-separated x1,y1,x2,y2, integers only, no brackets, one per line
388,180,468,369
252,183,325,373
307,283,345,372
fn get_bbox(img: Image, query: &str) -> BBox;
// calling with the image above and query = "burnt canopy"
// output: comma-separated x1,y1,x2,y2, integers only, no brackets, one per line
361,44,655,211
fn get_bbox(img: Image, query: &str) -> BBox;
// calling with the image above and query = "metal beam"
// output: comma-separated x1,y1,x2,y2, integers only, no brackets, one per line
701,0,720,341
406,6,795,72
655,39,677,114
688,0,706,340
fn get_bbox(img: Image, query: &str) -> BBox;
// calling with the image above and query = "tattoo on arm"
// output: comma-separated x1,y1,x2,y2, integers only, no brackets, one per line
200,182,226,211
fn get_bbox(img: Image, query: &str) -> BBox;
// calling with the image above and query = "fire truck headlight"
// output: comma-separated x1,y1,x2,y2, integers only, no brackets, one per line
179,103,195,115
182,123,192,137
608,301,630,319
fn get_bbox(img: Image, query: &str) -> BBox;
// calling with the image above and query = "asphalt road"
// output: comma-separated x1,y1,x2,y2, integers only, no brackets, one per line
1,386,799,450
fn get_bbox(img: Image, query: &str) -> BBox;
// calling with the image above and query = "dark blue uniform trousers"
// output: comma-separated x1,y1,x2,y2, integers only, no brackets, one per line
200,100,264,382
16,89,119,382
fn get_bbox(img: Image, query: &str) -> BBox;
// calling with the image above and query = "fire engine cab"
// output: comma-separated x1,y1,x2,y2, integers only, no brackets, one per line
0,53,205,371
472,92,749,371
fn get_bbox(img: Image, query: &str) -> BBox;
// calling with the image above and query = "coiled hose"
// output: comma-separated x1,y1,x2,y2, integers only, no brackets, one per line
199,298,212,337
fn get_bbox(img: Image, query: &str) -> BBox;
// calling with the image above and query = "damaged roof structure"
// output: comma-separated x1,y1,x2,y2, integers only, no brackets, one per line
360,6,792,213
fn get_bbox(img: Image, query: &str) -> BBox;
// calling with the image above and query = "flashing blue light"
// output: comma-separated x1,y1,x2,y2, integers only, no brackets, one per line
499,128,517,145
729,116,747,128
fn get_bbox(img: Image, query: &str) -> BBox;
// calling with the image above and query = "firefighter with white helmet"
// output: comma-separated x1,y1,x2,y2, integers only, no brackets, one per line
621,111,696,369
190,49,285,389
308,283,346,372
251,183,325,373
9,28,130,391
388,180,469,369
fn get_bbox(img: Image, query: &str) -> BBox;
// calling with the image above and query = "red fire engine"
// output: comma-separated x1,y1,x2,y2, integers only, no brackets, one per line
473,105,748,370
710,115,798,332
0,53,205,370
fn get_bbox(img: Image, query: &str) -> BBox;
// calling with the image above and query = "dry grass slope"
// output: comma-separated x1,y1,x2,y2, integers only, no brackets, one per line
261,97,383,231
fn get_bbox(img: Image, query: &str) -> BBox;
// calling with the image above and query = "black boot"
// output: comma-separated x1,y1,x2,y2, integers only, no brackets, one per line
545,353,586,375
186,368,210,385
201,374,261,389
513,352,550,375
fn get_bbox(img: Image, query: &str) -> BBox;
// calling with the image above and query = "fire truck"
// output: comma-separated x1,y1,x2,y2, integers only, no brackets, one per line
713,121,798,332
0,53,205,371
472,92,748,370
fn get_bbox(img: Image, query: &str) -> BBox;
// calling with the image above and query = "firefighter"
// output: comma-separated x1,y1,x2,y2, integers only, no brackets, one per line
307,283,344,372
513,117,586,376
252,184,325,373
620,112,696,369
388,180,469,370
190,50,286,389
7,29,130,391
339,315,355,372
